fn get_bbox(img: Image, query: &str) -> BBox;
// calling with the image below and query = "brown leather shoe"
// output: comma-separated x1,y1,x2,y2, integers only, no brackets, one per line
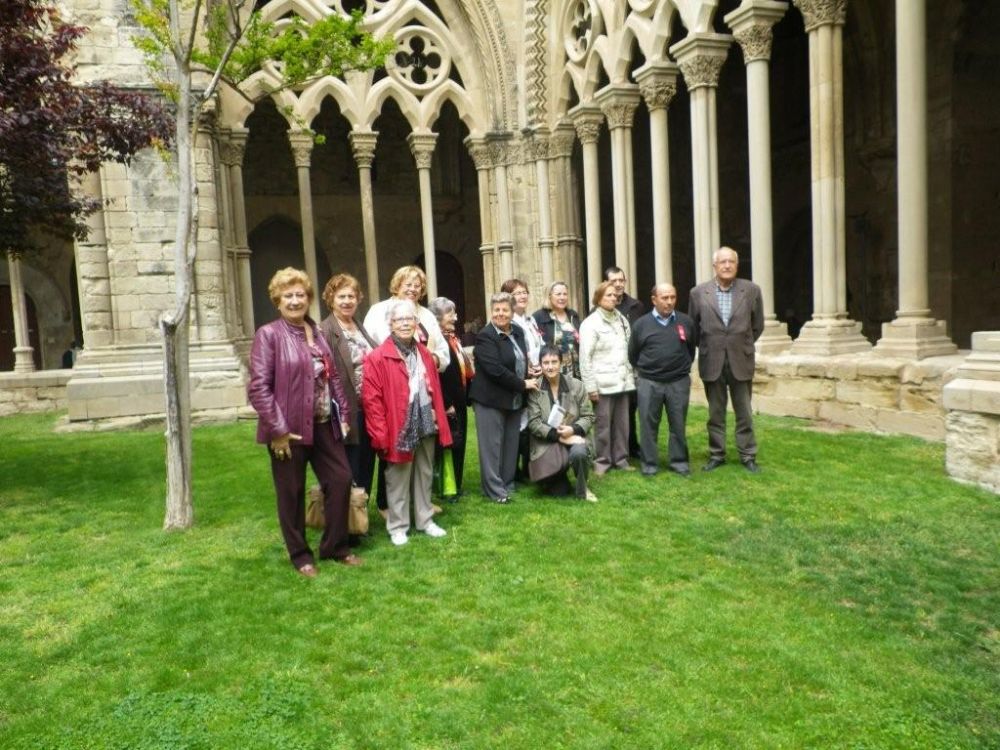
336,554,363,567
297,563,318,578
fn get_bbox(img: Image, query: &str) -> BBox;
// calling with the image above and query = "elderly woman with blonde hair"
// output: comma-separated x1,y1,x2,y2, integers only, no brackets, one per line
579,279,636,474
248,267,362,577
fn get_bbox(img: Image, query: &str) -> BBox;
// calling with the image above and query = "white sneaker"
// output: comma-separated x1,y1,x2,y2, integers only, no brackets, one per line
584,489,598,503
422,522,447,538
390,531,408,546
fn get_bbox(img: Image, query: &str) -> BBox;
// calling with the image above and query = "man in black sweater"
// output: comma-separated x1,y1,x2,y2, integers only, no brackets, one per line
627,283,698,476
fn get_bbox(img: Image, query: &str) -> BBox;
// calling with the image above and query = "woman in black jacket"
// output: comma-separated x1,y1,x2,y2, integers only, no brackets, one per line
532,280,582,379
469,292,539,503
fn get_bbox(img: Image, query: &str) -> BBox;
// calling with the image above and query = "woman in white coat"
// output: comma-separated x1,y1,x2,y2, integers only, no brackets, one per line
578,280,635,474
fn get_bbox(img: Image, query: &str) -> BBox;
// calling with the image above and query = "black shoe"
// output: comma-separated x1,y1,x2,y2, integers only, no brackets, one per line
702,458,725,472
742,459,761,474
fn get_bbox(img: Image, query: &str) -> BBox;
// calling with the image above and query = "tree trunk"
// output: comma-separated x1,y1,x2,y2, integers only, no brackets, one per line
162,46,197,531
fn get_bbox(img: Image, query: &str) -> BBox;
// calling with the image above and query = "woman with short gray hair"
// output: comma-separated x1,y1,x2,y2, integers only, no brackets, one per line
429,297,473,499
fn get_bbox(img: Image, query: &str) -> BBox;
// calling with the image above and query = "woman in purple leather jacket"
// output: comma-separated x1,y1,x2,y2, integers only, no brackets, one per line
248,267,363,577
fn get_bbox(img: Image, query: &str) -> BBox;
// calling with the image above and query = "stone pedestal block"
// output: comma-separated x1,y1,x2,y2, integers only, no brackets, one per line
943,331,1000,493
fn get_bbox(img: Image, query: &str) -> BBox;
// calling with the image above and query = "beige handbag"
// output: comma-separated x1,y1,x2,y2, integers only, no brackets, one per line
306,484,369,535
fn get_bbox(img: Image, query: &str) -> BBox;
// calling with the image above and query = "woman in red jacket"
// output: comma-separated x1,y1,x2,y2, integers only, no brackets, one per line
247,267,362,577
362,299,452,547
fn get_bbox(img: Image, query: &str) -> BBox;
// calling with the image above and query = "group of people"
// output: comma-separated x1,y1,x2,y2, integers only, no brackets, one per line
247,247,764,577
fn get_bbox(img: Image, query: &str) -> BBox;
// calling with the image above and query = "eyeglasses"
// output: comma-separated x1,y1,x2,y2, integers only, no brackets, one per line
392,316,416,322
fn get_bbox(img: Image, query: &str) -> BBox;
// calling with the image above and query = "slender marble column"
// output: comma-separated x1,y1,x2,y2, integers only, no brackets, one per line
224,127,255,337
6,251,35,372
727,1,793,354
73,168,113,349
570,105,604,299
528,129,555,286
287,129,321,321
488,134,515,283
597,86,641,297
671,33,732,284
874,0,956,358
407,132,440,300
635,62,679,286
465,136,497,305
790,0,870,354
350,130,381,305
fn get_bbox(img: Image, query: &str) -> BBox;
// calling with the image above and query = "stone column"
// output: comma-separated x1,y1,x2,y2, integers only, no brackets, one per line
874,0,956,359
791,0,870,354
635,62,679,286
527,129,555,286
488,133,515,283
73,168,114,349
671,33,732,284
597,86,641,297
350,130,381,305
465,136,497,303
5,251,35,372
287,129,321,321
726,1,793,354
570,105,604,299
943,331,1000,494
224,127,255,337
549,122,583,301
215,128,242,338
407,131,439,300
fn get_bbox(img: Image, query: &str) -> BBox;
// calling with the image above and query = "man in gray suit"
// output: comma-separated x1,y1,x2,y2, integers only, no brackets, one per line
688,247,765,473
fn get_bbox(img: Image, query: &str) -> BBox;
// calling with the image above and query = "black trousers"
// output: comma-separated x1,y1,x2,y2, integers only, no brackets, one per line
269,420,351,568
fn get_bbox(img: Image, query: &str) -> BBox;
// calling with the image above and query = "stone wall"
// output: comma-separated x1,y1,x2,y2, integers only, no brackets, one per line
0,371,72,417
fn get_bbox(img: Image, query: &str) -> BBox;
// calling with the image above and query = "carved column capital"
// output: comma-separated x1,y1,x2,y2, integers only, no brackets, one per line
635,62,680,111
596,86,641,130
726,2,787,63
569,104,604,145
349,130,379,168
407,132,438,169
548,122,577,158
670,33,733,91
287,130,315,168
5,248,22,261
485,133,516,167
522,130,550,162
793,0,846,32
464,136,491,170
217,130,247,168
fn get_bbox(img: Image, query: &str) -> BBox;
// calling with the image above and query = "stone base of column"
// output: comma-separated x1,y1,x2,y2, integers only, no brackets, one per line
66,340,249,422
789,316,872,356
873,317,957,360
13,347,36,373
943,331,1000,494
756,319,793,355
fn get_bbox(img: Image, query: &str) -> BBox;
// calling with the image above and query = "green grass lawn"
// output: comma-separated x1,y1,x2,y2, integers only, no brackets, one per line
1,408,998,749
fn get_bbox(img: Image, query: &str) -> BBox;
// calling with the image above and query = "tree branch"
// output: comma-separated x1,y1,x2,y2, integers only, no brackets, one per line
184,0,204,65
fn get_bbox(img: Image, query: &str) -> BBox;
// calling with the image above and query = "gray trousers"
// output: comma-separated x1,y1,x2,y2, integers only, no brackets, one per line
384,435,436,535
593,392,630,474
636,375,691,473
703,359,757,462
473,403,522,500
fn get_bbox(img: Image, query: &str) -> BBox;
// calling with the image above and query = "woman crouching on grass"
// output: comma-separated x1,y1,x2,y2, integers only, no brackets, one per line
247,267,362,578
527,345,597,501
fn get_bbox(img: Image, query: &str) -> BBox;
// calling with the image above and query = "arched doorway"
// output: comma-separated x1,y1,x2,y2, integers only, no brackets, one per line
0,286,42,371
415,251,466,326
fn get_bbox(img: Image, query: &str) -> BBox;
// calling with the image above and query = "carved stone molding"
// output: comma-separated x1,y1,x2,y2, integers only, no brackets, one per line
734,23,775,63
349,131,378,168
287,131,314,168
407,132,438,169
486,135,517,167
523,135,549,162
793,0,847,32
678,55,726,91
